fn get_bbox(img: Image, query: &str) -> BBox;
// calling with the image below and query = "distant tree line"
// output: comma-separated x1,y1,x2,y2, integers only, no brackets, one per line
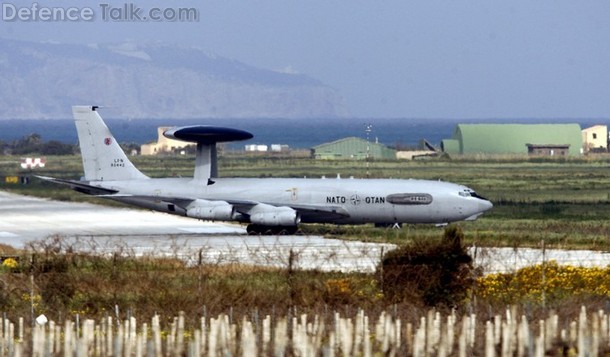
0,133,142,156
1,133,77,155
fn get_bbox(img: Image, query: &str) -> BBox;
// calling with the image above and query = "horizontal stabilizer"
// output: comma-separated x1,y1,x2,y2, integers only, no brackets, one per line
36,176,118,196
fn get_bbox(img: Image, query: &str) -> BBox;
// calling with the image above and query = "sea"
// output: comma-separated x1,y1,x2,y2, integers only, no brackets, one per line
0,117,607,149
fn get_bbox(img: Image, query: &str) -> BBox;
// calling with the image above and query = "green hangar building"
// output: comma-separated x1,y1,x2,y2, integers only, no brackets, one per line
312,137,396,160
441,124,583,156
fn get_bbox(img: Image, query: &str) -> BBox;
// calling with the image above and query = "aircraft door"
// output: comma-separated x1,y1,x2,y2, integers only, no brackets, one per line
284,187,310,204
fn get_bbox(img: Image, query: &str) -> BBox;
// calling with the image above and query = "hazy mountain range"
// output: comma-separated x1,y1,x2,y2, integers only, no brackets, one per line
0,39,349,119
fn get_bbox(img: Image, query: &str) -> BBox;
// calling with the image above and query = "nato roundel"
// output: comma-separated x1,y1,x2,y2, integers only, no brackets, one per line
163,126,253,144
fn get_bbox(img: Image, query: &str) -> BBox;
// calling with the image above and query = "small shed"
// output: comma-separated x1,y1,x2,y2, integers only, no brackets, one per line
526,144,570,156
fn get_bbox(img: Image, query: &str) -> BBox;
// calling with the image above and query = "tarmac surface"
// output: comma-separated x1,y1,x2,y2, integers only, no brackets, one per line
0,191,393,272
2,190,610,274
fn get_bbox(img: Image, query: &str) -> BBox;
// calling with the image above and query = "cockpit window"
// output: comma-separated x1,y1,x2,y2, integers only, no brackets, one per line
460,189,488,201
471,192,488,200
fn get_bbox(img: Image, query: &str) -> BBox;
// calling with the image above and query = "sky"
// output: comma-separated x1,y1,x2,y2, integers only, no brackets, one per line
2,0,610,119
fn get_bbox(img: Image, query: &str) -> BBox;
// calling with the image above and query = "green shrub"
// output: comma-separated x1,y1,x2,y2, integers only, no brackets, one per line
379,225,476,307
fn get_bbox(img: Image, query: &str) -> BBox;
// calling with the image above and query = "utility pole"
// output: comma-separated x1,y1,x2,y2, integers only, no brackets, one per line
365,124,372,178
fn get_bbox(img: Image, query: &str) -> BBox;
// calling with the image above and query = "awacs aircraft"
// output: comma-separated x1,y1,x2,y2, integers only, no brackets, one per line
40,106,492,234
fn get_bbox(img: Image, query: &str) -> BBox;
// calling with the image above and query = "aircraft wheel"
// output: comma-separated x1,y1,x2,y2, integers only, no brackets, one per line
374,222,402,229
246,224,263,235
246,224,276,235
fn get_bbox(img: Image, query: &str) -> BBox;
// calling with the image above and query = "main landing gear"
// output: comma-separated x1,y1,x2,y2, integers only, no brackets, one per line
246,224,299,235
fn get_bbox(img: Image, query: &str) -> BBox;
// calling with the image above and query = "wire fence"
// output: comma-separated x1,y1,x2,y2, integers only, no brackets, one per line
31,234,610,275
27,234,396,273
472,245,610,274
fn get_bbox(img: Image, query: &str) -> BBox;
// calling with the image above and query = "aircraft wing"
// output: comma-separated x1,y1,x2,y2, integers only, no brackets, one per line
283,203,350,222
95,195,351,222
36,176,118,196
223,199,351,222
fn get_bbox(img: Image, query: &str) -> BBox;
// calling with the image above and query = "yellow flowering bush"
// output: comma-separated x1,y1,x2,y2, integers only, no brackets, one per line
21,293,43,310
323,277,383,306
325,278,352,296
477,261,610,304
1,258,18,269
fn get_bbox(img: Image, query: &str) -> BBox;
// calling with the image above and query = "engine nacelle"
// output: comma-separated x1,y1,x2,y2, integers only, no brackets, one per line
249,206,300,226
186,199,235,221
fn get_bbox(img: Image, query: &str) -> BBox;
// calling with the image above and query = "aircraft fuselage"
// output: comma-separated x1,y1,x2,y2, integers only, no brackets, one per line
91,177,492,225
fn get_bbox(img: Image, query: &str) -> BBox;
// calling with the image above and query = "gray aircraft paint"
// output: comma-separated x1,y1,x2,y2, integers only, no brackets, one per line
41,106,492,232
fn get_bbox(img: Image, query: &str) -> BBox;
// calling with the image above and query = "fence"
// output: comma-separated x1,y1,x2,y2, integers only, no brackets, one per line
28,235,610,275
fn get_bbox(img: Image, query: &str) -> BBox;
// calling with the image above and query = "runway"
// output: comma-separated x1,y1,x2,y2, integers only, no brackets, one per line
0,191,393,272
2,190,610,274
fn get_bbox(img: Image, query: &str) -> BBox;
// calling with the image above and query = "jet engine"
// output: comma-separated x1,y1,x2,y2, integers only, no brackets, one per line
186,199,235,221
249,205,300,226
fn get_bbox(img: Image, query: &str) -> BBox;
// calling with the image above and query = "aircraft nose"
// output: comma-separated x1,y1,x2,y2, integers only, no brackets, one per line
479,199,493,212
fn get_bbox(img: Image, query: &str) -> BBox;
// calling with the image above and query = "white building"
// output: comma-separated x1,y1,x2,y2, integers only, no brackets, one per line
245,144,268,152
581,125,608,153
141,127,194,155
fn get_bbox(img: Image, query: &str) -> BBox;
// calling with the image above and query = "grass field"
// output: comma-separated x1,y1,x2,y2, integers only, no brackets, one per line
2,153,610,249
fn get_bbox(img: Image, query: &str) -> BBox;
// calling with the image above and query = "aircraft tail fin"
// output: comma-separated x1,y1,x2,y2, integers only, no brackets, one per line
72,106,148,181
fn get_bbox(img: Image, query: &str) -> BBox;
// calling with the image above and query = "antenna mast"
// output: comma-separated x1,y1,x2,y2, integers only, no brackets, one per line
365,123,373,178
